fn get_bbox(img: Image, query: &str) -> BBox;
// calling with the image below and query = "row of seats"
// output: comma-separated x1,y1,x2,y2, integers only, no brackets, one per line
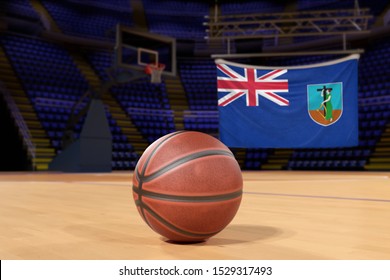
2,36,89,94
220,1,285,15
1,0,40,21
287,160,366,170
71,0,132,13
179,59,218,111
292,149,371,160
1,35,139,169
85,50,175,143
142,0,209,16
142,0,208,40
298,0,388,17
244,149,270,169
183,110,218,133
112,160,137,170
41,0,133,39
144,14,206,40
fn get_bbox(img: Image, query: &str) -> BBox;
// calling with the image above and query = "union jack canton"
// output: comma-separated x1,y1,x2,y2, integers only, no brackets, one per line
217,62,289,107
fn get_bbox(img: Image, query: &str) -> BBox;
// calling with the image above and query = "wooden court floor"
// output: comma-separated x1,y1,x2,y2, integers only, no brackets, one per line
0,171,390,260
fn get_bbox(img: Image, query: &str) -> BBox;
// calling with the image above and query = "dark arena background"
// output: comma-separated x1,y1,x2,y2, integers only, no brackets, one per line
1,0,390,261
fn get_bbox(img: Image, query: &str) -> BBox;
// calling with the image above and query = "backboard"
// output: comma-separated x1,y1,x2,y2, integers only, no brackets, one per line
115,24,176,77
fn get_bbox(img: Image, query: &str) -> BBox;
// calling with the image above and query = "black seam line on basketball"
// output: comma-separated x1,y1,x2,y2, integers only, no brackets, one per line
139,130,186,177
133,186,242,203
134,200,222,238
137,131,186,227
138,150,235,183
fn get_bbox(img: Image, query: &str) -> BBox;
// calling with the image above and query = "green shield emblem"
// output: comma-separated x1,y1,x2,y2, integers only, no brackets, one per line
307,82,343,126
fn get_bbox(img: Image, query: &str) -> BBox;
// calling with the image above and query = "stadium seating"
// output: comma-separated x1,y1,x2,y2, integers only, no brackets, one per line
40,0,133,40
179,59,218,111
1,35,85,151
244,149,271,169
1,35,139,169
220,0,285,15
298,0,356,11
1,0,389,171
298,0,389,16
1,0,40,22
71,0,132,13
142,0,208,40
85,50,175,144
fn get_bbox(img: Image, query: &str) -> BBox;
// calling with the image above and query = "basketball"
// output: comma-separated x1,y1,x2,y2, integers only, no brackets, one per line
132,130,243,242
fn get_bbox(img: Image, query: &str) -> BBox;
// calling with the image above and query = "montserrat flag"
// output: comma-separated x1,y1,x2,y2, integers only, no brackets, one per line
216,54,359,148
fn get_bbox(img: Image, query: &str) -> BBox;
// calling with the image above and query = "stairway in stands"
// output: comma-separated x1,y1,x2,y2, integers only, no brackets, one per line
29,0,61,32
69,50,149,156
365,123,390,170
261,149,293,170
0,46,55,170
232,148,246,170
164,76,189,131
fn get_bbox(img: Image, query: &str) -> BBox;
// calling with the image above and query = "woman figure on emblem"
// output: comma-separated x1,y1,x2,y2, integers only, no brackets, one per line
317,87,333,122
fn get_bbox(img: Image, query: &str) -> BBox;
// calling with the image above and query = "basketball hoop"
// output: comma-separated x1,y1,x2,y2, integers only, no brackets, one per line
145,63,165,84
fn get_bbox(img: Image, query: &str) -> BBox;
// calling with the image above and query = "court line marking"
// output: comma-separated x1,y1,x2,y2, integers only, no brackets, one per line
4,181,389,203
72,182,129,186
0,181,130,186
245,176,389,182
92,173,131,177
245,191,390,203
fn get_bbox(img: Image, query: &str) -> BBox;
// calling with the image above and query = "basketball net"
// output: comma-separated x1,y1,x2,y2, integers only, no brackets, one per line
145,63,165,84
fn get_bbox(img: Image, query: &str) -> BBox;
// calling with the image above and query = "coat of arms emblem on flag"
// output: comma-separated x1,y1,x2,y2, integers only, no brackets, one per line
307,82,343,126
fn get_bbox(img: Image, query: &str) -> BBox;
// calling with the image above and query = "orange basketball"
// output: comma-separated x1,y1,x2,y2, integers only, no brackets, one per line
132,131,243,242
